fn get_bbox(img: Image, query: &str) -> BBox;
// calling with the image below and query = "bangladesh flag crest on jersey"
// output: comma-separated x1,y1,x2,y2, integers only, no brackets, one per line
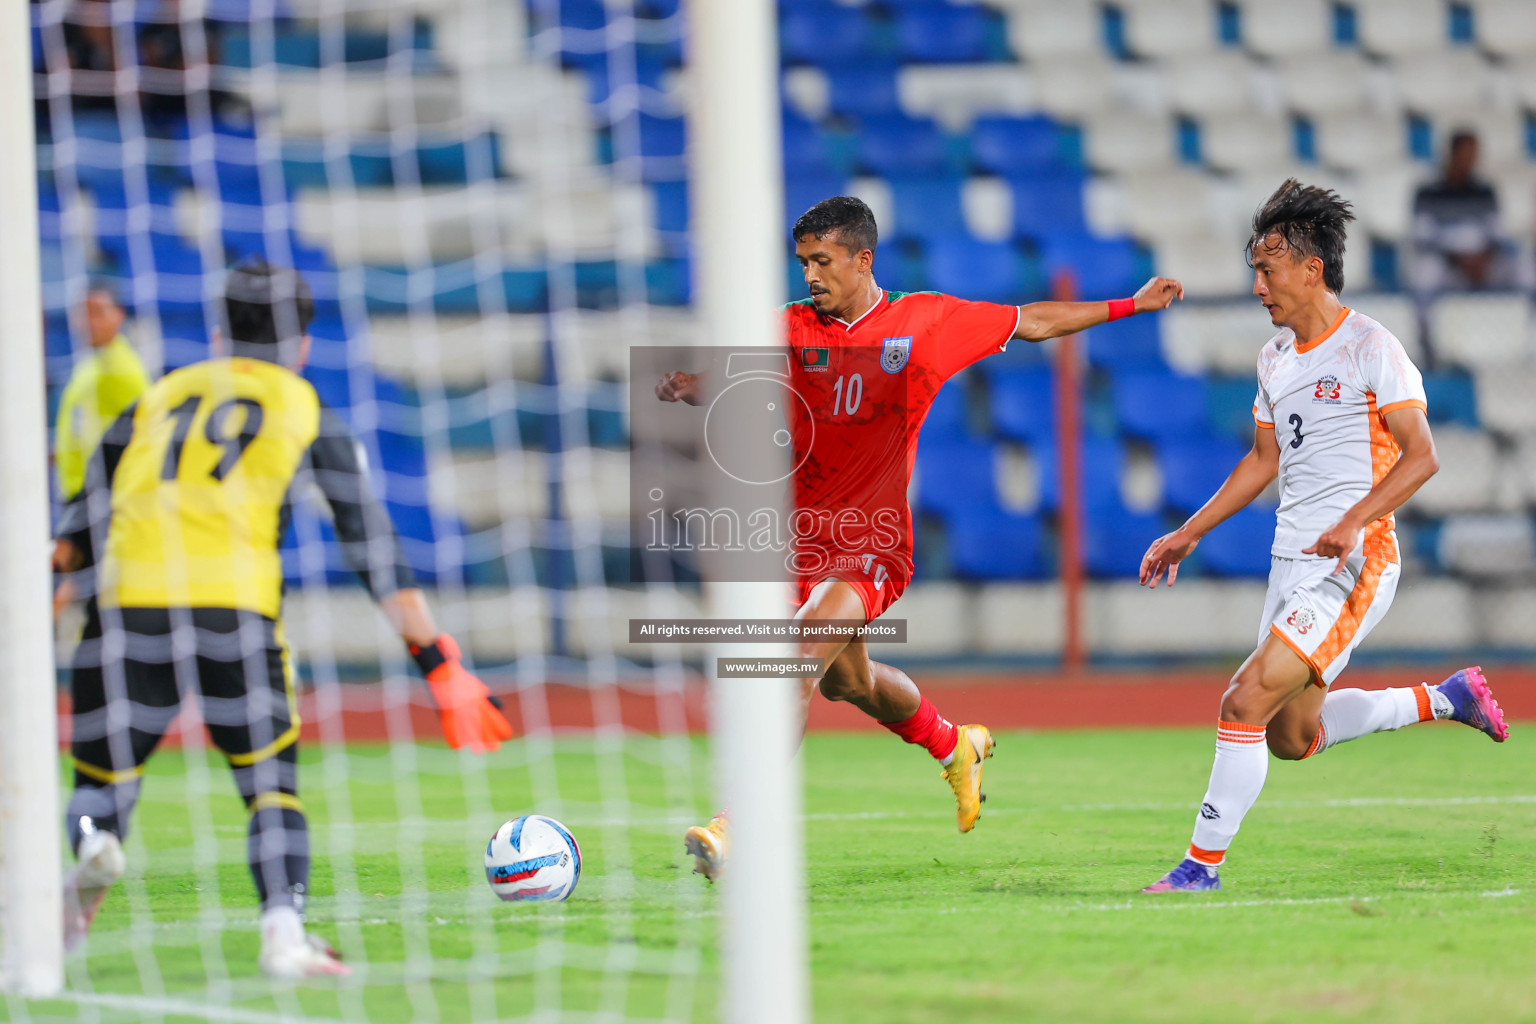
880,336,911,374
801,347,829,371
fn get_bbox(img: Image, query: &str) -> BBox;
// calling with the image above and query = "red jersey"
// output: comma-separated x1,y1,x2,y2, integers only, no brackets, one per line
781,289,1020,590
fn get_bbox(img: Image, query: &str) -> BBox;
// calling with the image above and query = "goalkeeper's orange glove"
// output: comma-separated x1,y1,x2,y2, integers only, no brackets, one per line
409,633,514,753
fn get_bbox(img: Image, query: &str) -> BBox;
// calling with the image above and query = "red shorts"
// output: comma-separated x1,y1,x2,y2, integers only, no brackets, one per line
793,561,908,623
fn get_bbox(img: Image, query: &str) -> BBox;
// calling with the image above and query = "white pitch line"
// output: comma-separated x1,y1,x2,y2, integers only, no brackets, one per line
61,991,342,1024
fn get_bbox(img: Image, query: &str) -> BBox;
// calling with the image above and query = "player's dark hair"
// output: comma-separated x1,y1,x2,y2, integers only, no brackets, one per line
86,278,121,306
792,195,878,256
223,259,315,347
1247,178,1355,293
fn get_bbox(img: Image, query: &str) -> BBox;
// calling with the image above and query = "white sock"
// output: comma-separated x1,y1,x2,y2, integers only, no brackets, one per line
260,905,304,947
939,748,955,766
1313,686,1430,755
1426,684,1455,719
1188,721,1270,861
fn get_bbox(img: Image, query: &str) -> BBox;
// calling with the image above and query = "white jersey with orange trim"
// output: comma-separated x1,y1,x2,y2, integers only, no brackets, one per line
1252,307,1427,563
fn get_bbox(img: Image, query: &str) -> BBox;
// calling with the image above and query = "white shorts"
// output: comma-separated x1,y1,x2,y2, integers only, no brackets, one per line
1260,554,1401,687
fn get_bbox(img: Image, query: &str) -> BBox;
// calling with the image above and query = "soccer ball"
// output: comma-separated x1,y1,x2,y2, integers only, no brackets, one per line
484,815,582,902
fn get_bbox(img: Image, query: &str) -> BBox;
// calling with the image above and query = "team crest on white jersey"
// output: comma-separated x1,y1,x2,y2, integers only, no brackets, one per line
880,336,911,374
1286,607,1317,636
1312,375,1343,404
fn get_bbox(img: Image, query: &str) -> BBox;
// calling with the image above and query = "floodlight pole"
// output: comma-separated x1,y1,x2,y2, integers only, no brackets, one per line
0,0,65,1001
688,1,810,1023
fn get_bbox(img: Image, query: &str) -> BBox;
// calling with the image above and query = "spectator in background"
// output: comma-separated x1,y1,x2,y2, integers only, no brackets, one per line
1410,130,1512,296
55,284,150,501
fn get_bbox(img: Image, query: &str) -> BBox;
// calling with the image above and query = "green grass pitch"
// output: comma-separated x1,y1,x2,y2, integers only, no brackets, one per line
9,723,1535,1023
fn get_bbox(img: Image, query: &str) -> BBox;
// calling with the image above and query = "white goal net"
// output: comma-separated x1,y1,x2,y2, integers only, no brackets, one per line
5,0,798,1020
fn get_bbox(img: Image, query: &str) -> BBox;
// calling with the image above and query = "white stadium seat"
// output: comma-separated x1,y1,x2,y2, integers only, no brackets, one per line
1121,0,1222,57
565,585,704,659
1168,52,1262,117
1429,293,1533,370
1002,0,1106,61
1153,233,1256,296
282,586,552,663
1237,0,1334,57
1491,168,1536,240
1160,300,1277,374
1272,53,1375,115
974,582,1062,655
435,450,551,526
369,313,547,386
1389,50,1496,117
846,177,893,242
1474,366,1536,435
1315,112,1409,172
1438,514,1536,577
1404,426,1504,515
1512,433,1536,504
1475,586,1536,648
560,447,632,522
1351,166,1423,240
781,66,830,122
1087,581,1268,655
1365,580,1477,650
1082,111,1179,172
1201,114,1295,172
1356,0,1451,56
1027,56,1119,118
895,583,975,655
961,176,1015,242
995,443,1041,513
897,66,1037,130
1474,0,1536,58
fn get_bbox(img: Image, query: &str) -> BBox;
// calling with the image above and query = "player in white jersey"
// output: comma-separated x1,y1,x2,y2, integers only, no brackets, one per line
1136,180,1508,893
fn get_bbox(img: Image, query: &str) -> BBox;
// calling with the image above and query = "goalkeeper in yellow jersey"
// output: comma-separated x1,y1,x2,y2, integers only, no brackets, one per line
52,286,150,618
52,260,513,978
54,284,150,500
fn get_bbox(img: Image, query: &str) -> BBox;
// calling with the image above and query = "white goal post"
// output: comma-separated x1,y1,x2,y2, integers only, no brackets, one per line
0,0,64,1001
689,1,809,1022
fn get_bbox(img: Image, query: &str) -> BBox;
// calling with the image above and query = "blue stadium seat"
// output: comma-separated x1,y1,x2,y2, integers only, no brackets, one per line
781,4,878,64
652,180,688,234
826,65,901,117
1084,503,1167,578
1157,435,1248,515
1205,376,1261,439
857,115,953,176
923,379,973,442
418,133,502,184
949,508,1047,580
578,54,670,108
782,113,842,176
1041,233,1145,298
895,3,1002,62
886,174,967,243
1037,435,1124,511
631,113,686,158
1084,312,1164,368
914,438,997,521
925,237,1030,305
1424,371,1479,426
988,366,1054,444
784,172,848,232
1113,368,1207,442
1009,171,1086,239
1198,505,1276,577
970,116,1076,175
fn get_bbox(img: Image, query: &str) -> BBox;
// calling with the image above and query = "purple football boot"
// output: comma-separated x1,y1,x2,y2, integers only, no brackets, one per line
1437,666,1509,742
1141,857,1221,893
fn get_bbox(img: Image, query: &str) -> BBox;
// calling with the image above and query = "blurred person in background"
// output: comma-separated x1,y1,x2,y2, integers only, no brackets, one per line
55,283,149,502
1410,130,1512,297
53,284,150,618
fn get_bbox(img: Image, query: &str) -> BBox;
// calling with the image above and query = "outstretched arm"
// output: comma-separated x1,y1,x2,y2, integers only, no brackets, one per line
1140,423,1281,587
309,407,512,751
1303,407,1438,574
1013,276,1184,342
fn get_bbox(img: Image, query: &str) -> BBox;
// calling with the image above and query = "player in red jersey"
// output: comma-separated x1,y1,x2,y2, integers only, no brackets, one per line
658,196,1182,878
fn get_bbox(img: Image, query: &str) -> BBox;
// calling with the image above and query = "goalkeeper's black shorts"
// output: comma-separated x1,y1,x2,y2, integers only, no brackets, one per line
69,601,299,786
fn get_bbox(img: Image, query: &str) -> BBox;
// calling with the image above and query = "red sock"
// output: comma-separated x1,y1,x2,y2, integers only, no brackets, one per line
880,697,959,761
